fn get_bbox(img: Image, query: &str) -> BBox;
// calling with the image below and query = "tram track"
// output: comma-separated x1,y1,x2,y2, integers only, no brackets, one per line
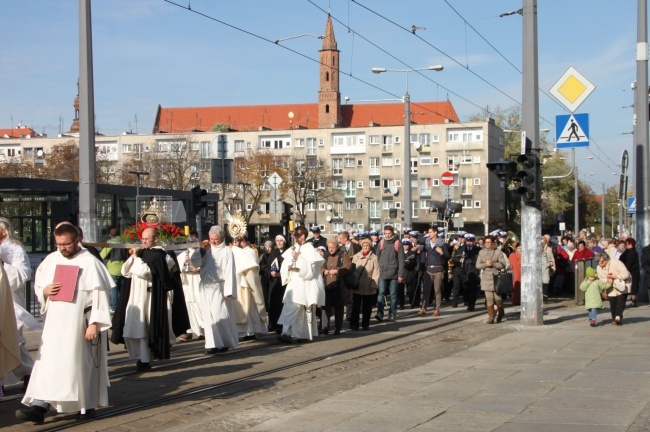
33,308,488,431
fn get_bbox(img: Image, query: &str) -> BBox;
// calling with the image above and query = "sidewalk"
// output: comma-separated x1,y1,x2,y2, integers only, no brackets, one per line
246,304,650,432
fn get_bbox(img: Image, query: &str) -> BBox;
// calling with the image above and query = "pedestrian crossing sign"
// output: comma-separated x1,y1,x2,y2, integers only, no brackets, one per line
556,113,589,148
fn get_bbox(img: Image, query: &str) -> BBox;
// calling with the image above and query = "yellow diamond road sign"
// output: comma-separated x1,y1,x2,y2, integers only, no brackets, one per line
550,66,595,112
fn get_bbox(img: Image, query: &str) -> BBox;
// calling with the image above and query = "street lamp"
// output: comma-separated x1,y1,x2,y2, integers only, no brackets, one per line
365,196,373,230
372,65,444,229
129,170,149,214
237,182,251,218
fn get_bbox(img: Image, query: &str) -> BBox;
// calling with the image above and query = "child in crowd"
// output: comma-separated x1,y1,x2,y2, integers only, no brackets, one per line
579,267,606,327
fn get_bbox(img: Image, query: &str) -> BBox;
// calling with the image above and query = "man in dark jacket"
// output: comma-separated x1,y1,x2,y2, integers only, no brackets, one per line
264,235,289,334
460,234,481,311
308,226,328,251
375,225,404,322
420,227,449,317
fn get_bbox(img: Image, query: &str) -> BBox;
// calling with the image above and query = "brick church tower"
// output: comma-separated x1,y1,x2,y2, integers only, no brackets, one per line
318,16,341,129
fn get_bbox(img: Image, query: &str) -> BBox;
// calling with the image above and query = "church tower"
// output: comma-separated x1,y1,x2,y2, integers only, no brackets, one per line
69,79,80,134
318,16,341,129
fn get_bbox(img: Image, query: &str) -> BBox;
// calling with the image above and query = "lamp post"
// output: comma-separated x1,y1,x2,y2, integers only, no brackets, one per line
129,170,149,214
372,65,444,229
572,153,593,234
237,182,251,218
365,196,373,230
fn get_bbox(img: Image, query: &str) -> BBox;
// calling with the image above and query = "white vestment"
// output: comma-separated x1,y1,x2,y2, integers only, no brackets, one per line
0,264,20,382
278,243,325,340
179,249,204,336
0,239,35,384
121,248,176,362
190,243,238,350
23,249,113,413
232,246,268,336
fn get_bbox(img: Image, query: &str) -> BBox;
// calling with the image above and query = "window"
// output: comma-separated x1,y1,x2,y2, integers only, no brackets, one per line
410,134,418,144
318,181,326,190
420,178,433,197
307,138,316,155
332,158,343,175
357,159,363,167
23,148,33,157
382,135,393,152
190,141,200,151
473,178,481,186
474,201,481,208
412,201,419,219
246,141,252,149
261,138,290,149
448,130,483,142
370,179,381,188
394,158,401,166
499,200,504,210
382,157,393,167
420,201,431,209
447,155,460,171
474,156,481,164
420,156,431,165
333,203,343,218
318,139,324,147
357,181,363,188
382,179,394,190
394,201,402,209
345,158,355,167
461,177,472,195
345,180,356,198
369,135,380,145
144,145,150,152
369,157,380,175
318,203,326,211
333,180,345,190
369,201,380,219
122,144,132,153
382,201,394,210
235,140,244,151
419,133,430,145
295,138,305,148
333,222,344,232
394,180,402,187
432,157,439,165
462,199,472,208
345,201,356,210
394,136,401,144
461,154,473,164
357,202,364,210
201,142,210,159
432,179,440,187
432,134,440,143
332,134,364,147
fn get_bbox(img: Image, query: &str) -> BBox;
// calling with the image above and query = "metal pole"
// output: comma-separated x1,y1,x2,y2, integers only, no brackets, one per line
635,0,650,302
366,196,372,230
601,182,605,238
520,0,543,326
403,85,412,229
78,0,98,241
575,164,579,234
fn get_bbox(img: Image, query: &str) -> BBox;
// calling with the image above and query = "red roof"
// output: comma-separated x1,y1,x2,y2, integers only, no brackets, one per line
153,101,459,133
0,127,40,138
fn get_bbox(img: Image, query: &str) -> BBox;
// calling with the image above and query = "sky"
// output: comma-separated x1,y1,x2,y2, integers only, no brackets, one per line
1,0,644,192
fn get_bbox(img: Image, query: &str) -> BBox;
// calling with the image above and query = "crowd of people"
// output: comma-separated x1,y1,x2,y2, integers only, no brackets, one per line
1,217,649,425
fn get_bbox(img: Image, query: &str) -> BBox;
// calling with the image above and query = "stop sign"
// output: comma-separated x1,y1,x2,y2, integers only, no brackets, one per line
441,171,454,186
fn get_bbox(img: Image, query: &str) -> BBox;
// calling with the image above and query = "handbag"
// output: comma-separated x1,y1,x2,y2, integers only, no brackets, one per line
494,269,513,295
612,278,628,293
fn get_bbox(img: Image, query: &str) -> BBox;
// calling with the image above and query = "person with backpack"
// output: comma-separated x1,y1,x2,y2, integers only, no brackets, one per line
375,225,404,322
420,227,450,317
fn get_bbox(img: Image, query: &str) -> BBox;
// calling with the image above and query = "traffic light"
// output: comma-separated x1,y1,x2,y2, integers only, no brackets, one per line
280,202,293,228
486,161,517,181
514,153,540,207
191,185,207,213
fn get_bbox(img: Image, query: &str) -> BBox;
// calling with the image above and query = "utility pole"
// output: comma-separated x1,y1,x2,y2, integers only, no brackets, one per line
78,0,98,241
635,0,649,302
520,0,543,325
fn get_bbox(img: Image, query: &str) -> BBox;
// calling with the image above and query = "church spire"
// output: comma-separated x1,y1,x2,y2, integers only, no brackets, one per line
318,15,341,129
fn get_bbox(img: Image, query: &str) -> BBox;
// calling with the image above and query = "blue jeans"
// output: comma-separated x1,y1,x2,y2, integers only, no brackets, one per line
377,278,398,317
588,308,598,321
110,275,122,310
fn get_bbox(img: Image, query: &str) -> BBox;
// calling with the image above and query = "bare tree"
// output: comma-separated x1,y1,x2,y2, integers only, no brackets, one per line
139,134,206,190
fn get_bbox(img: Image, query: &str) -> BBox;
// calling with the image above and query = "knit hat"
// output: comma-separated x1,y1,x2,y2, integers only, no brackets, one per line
264,240,273,247
585,267,596,278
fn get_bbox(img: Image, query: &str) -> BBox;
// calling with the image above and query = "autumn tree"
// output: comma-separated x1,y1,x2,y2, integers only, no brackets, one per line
139,134,206,190
279,155,341,226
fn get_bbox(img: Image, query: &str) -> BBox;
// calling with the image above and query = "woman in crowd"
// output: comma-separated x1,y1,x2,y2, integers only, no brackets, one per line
541,237,556,299
320,240,351,336
350,239,380,331
619,237,640,308
508,242,522,305
476,236,508,324
596,252,631,325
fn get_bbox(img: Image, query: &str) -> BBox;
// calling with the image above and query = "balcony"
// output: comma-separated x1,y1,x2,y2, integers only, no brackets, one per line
381,143,393,153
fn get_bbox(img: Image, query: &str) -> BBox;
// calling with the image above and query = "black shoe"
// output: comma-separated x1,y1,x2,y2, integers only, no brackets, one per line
467,306,475,312
333,329,341,335
374,314,383,322
136,360,151,371
362,326,370,331
16,406,47,424
349,325,359,331
216,347,229,353
452,301,459,308
197,335,205,340
75,409,96,420
296,338,310,344
277,334,293,344
319,329,329,336
205,348,219,355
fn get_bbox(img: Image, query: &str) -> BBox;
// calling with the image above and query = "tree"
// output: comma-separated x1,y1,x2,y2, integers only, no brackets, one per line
279,155,341,226
232,149,287,225
210,122,229,132
139,134,206,190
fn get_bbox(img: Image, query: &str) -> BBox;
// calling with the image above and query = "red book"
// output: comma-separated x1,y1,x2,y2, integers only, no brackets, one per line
49,265,80,302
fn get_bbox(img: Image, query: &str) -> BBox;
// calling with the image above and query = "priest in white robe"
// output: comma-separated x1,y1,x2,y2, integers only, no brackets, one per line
120,227,177,371
17,223,113,424
277,226,325,343
231,235,268,340
190,225,238,354
0,263,20,398
179,248,204,340
0,217,35,389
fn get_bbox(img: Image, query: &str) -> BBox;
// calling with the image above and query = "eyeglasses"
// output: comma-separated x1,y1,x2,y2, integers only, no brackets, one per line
56,241,76,248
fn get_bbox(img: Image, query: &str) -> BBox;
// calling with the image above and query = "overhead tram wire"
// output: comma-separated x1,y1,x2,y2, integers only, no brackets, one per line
164,0,483,130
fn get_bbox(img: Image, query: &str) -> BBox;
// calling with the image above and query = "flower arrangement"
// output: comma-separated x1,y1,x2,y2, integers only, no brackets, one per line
119,221,188,244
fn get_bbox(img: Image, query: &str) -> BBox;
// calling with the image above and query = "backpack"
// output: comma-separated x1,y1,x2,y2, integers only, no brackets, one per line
379,238,400,253
338,253,358,289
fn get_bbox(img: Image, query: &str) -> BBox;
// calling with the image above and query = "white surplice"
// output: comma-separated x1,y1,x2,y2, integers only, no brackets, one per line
0,239,35,384
278,243,325,340
120,249,176,362
23,249,113,414
179,249,204,336
190,243,238,350
0,264,20,381
232,246,268,337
